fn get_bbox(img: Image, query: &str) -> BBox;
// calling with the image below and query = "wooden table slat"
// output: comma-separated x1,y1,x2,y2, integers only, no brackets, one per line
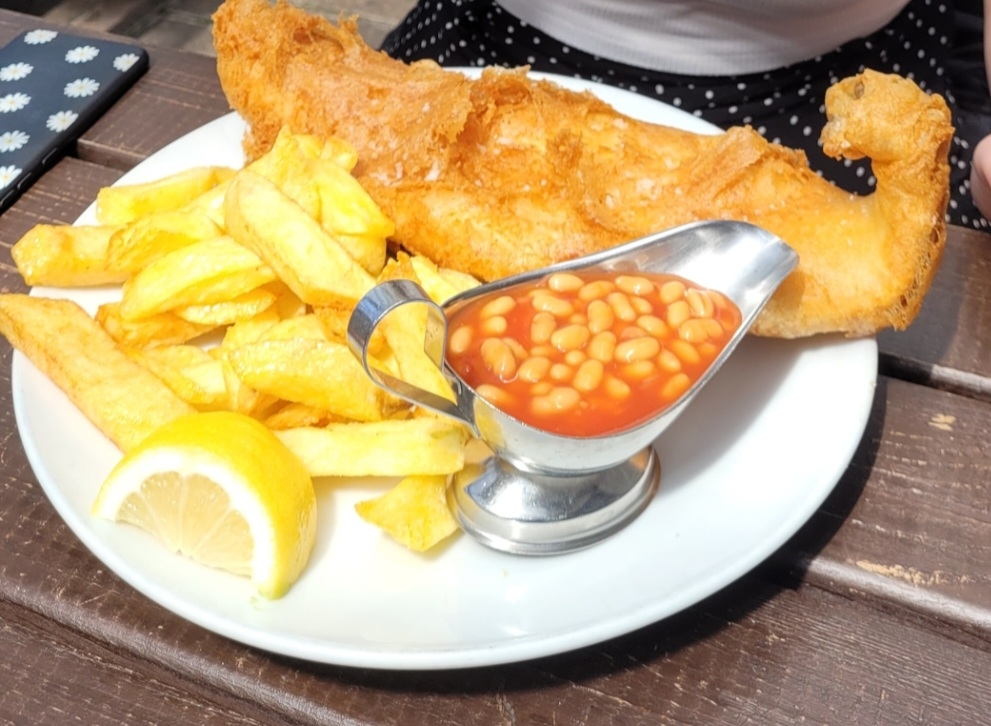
0,602,276,726
1,6,991,723
778,377,991,641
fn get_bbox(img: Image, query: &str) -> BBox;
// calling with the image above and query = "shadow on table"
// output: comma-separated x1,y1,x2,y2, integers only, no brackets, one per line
279,382,883,691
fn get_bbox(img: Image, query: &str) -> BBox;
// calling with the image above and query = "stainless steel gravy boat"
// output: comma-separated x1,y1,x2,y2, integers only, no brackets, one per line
347,220,798,555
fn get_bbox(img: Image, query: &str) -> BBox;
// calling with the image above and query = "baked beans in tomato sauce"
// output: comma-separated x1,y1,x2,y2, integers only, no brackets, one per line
446,271,742,437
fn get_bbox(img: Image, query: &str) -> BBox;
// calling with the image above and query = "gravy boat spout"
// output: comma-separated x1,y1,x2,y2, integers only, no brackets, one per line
347,220,797,554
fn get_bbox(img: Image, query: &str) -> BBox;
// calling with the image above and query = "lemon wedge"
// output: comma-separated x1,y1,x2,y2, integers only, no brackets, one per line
92,411,317,599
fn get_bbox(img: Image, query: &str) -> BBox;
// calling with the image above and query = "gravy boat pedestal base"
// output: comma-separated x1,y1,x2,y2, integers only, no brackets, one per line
450,447,660,555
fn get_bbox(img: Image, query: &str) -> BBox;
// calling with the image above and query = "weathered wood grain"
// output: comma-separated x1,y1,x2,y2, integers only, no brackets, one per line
77,45,231,170
879,225,991,398
0,603,278,726
779,376,991,644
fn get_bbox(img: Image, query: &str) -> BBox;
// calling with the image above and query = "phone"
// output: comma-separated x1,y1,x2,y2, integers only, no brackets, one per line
0,28,149,213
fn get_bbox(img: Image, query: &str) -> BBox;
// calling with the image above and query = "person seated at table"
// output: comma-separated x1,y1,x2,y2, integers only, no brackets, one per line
381,0,991,231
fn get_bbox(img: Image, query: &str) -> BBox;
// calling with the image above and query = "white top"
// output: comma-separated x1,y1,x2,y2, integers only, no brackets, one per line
495,0,910,75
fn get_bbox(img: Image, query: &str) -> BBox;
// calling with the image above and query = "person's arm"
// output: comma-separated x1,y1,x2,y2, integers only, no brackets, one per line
985,0,991,89
970,0,991,222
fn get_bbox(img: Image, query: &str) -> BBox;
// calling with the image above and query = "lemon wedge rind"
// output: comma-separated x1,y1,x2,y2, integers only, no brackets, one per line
92,411,317,599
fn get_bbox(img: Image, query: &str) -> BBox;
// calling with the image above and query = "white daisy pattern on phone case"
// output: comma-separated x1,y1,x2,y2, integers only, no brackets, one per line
0,28,148,208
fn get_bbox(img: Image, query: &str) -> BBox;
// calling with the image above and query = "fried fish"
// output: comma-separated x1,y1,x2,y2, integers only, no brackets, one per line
213,0,953,338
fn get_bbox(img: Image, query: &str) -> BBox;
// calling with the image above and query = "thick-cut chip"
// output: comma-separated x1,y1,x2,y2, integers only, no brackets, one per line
227,338,395,422
96,302,214,349
309,154,392,275
408,255,480,304
1,127,480,554
312,300,356,345
438,266,483,297
254,313,328,342
118,235,276,321
180,179,231,228
174,286,277,326
355,474,459,552
127,344,227,409
218,350,280,417
377,255,456,403
246,129,322,220
12,224,126,287
107,210,222,273
263,401,345,430
248,131,389,274
96,166,235,226
275,418,468,478
0,295,195,451
223,170,375,306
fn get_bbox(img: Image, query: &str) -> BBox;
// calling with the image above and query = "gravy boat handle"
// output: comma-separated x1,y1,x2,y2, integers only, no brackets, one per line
346,279,472,426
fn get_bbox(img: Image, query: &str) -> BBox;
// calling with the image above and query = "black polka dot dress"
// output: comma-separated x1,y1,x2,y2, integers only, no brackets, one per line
382,0,989,230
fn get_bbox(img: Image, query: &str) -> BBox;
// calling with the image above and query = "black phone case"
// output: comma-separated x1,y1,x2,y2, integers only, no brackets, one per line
0,28,149,213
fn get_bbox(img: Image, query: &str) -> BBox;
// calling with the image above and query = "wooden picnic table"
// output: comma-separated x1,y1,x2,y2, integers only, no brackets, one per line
1,8,990,724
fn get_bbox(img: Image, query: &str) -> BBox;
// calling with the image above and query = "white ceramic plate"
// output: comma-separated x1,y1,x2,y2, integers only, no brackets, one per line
11,75,878,670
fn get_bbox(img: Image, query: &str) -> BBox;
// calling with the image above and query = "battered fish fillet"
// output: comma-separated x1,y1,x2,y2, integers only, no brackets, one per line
213,0,954,338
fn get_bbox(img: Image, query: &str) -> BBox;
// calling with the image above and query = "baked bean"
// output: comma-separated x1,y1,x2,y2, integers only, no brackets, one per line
547,272,584,293
616,275,655,296
588,331,617,363
661,373,692,402
637,314,668,338
480,338,517,380
619,325,648,340
604,376,631,400
551,324,591,352
622,360,656,380
531,381,553,396
615,336,661,363
564,349,587,367
448,325,473,355
476,383,515,408
657,348,682,374
630,296,653,315
577,279,616,301
532,292,574,318
530,311,556,343
707,290,729,310
669,339,701,366
678,318,711,344
480,295,516,318
660,279,686,304
502,337,529,361
569,313,588,325
532,386,580,416
586,299,615,333
686,289,714,318
666,299,691,328
606,291,637,322
518,355,551,383
529,344,556,358
481,314,508,336
573,359,604,392
701,318,725,338
549,363,573,382
698,342,719,360
679,318,727,344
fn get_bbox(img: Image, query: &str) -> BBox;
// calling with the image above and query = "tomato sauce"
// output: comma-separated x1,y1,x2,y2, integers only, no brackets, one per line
445,271,742,437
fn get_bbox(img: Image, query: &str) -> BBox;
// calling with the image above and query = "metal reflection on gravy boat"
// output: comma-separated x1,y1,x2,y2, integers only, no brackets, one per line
347,220,797,555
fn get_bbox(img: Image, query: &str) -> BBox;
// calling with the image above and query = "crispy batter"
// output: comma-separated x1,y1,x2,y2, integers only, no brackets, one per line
213,0,953,338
